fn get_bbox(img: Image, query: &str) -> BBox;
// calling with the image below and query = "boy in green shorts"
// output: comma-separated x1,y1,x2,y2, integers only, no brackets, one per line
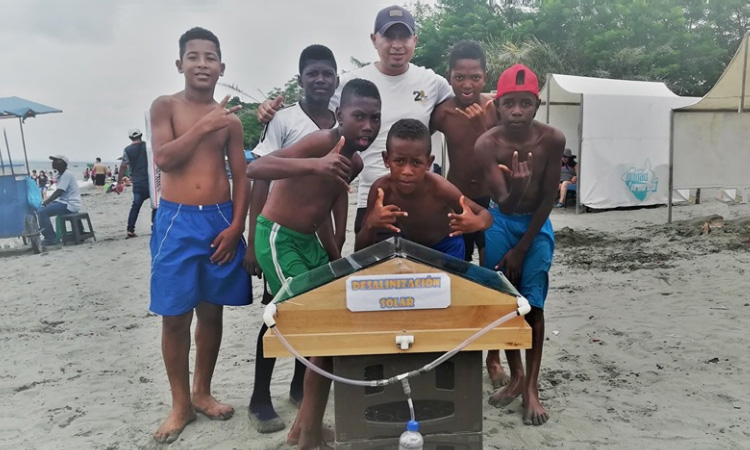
245,78,381,449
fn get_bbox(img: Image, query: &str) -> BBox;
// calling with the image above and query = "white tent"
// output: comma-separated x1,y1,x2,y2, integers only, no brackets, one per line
538,74,698,210
668,33,750,222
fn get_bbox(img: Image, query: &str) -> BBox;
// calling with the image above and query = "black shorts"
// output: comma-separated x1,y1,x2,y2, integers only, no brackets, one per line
261,279,273,305
462,196,491,261
94,174,106,186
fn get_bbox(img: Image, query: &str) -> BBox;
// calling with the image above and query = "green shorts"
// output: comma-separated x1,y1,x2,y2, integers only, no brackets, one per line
255,215,330,296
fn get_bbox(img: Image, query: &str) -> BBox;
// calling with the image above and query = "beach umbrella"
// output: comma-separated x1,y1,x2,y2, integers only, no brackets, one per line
0,96,63,174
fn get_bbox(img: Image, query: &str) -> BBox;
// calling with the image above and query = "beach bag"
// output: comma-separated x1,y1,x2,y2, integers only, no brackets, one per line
26,176,43,210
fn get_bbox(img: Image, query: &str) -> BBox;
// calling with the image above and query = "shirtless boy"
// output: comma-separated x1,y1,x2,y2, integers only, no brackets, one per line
475,64,565,426
245,79,381,449
355,118,491,256
430,40,496,262
245,44,339,434
429,40,512,388
148,27,251,443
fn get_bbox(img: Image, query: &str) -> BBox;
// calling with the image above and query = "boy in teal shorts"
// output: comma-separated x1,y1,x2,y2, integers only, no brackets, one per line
246,78,381,449
475,64,565,426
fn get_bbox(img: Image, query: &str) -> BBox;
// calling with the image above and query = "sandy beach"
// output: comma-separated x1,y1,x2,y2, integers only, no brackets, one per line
2,186,749,450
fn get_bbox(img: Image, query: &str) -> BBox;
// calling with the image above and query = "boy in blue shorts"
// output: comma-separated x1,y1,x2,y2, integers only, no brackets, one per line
355,118,492,256
246,79,380,450
148,27,251,443
475,64,565,426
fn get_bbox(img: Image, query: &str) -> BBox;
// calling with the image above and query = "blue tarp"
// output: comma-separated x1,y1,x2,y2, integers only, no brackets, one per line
0,96,62,119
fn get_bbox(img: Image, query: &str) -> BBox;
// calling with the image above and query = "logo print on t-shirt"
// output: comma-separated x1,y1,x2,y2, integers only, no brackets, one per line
413,90,428,104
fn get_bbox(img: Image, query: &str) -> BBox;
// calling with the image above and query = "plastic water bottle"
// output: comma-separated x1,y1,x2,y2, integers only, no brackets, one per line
398,420,424,449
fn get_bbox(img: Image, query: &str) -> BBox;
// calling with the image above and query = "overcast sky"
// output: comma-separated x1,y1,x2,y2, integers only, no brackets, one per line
0,0,435,163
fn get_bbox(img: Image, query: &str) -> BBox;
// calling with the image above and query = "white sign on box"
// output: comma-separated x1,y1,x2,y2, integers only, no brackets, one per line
345,273,451,312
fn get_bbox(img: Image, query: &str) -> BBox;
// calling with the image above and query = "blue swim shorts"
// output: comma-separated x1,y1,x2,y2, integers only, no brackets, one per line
483,201,554,309
428,234,466,260
150,199,252,316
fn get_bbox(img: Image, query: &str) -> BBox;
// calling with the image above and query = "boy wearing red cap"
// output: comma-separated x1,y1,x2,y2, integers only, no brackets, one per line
475,64,565,426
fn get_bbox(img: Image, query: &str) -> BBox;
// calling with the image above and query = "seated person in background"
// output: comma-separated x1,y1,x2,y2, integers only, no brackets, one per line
556,148,577,207
39,155,82,247
355,118,492,257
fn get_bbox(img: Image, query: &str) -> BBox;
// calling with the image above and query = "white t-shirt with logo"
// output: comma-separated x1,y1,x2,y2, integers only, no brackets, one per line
54,170,81,213
252,102,336,157
333,63,453,207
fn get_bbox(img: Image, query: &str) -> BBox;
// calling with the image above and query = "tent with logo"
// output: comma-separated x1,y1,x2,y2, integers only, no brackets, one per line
537,74,698,210
668,33,750,222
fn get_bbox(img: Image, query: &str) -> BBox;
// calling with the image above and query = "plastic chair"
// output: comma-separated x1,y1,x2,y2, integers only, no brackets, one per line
56,213,96,245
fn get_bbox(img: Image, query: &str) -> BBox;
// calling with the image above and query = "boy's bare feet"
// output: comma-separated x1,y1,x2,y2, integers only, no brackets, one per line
486,359,511,389
295,441,334,450
153,408,197,444
488,375,524,408
522,388,548,425
192,393,234,420
287,426,335,446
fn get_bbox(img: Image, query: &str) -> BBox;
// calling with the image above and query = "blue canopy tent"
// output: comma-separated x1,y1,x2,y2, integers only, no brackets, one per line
0,96,62,174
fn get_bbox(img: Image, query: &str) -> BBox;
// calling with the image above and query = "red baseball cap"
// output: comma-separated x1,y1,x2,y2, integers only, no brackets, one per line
494,64,539,99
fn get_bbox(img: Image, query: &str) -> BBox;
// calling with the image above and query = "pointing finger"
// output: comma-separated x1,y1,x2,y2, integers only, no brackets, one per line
512,151,519,172
219,95,231,108
385,224,401,233
271,96,284,110
227,105,242,114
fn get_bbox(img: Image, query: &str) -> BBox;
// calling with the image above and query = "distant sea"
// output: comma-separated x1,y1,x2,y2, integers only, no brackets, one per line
5,160,120,179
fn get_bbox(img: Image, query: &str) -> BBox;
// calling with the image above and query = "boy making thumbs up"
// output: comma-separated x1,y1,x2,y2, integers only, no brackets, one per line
355,118,492,257
245,78,380,449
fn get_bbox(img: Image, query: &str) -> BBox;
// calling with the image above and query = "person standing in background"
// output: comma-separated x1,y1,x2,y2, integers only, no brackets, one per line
92,157,107,191
37,170,49,201
116,128,153,238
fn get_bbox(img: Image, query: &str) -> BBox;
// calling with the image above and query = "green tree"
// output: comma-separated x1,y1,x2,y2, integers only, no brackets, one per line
483,36,570,87
412,0,745,96
266,78,303,105
223,77,303,150
413,0,516,79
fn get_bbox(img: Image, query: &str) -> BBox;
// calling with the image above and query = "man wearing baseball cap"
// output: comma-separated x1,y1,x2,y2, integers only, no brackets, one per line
476,63,566,426
117,128,153,238
38,154,82,246
256,3,453,232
